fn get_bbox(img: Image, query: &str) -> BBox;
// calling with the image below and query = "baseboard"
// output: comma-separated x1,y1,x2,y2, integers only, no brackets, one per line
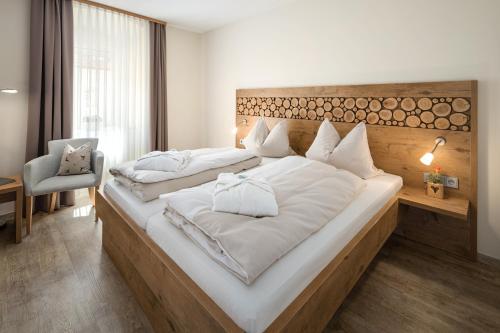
478,253,500,267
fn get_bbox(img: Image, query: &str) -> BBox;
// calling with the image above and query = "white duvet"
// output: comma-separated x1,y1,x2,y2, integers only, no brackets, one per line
163,156,366,284
110,147,256,183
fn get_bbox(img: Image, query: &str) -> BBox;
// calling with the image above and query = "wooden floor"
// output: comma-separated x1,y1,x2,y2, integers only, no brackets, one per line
1,192,499,333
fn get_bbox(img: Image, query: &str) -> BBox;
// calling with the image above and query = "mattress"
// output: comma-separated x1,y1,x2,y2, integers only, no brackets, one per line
145,172,403,333
103,180,169,229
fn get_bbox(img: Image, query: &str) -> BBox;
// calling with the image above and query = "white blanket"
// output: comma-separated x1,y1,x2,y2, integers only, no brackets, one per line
134,150,191,172
212,173,278,217
110,147,257,183
163,156,365,284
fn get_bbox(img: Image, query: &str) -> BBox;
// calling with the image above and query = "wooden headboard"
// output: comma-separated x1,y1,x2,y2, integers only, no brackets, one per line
235,80,477,205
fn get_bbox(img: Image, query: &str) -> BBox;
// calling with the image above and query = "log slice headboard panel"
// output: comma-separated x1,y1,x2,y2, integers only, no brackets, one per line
235,81,477,257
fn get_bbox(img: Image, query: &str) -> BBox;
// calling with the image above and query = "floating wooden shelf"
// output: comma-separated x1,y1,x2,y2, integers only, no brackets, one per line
398,186,470,221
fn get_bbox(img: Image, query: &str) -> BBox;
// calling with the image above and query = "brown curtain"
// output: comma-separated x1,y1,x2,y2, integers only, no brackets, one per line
150,22,168,151
26,0,74,208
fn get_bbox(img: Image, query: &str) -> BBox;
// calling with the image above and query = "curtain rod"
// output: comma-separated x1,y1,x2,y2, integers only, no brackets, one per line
75,0,167,26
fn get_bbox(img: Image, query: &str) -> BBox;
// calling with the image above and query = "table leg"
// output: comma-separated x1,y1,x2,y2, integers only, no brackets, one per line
15,189,22,243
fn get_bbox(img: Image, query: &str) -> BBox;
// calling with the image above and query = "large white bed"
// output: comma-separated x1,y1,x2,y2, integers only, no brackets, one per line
103,157,402,333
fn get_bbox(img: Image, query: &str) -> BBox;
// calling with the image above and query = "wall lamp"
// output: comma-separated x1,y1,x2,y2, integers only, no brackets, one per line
232,118,248,135
420,136,446,166
1,88,18,94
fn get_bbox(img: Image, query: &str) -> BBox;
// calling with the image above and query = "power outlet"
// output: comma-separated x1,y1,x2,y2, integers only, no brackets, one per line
445,176,459,189
423,172,459,189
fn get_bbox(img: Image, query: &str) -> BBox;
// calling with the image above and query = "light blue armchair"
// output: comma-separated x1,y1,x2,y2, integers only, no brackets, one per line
23,138,104,232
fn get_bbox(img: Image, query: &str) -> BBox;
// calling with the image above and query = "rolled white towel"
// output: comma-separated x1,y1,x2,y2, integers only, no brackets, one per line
212,173,278,217
134,150,191,172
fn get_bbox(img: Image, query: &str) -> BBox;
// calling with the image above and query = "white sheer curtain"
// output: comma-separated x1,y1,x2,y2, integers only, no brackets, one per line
73,2,150,171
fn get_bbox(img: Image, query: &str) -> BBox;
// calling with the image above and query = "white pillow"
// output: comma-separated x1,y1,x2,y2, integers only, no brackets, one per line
258,120,290,157
242,118,269,153
305,119,341,162
243,119,291,157
329,122,382,179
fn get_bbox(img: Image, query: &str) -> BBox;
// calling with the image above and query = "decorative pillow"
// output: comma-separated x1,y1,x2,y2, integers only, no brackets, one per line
329,123,382,179
242,118,269,153
57,142,93,176
243,118,291,157
305,119,341,162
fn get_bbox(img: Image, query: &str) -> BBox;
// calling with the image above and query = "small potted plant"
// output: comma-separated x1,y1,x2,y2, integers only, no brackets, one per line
426,165,444,199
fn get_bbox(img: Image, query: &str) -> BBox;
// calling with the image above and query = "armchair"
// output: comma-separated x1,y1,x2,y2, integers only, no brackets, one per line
23,138,104,232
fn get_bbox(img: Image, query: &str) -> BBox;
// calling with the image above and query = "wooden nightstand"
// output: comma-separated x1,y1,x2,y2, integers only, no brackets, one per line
0,175,24,243
398,186,470,221
397,186,474,259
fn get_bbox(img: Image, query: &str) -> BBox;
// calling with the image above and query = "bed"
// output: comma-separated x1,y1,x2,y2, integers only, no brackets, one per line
105,160,402,332
96,81,477,332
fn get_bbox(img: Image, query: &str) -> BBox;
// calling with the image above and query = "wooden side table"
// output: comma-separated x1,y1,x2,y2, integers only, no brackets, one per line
0,175,24,243
397,186,474,259
398,186,470,220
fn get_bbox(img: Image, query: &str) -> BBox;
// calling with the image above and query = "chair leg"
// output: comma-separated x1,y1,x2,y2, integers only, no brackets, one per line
49,192,57,214
25,196,33,235
88,187,96,206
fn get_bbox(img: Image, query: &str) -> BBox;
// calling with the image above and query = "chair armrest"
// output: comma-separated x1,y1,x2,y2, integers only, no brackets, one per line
23,154,60,195
91,150,104,185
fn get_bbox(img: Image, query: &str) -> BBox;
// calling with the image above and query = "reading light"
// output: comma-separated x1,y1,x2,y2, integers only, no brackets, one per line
420,136,446,166
232,118,248,134
0,89,18,94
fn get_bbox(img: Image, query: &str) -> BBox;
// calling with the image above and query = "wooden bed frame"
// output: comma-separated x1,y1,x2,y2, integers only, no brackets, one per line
97,81,477,332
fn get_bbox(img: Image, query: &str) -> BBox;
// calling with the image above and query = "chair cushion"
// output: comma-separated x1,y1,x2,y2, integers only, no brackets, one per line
32,174,99,196
57,142,93,176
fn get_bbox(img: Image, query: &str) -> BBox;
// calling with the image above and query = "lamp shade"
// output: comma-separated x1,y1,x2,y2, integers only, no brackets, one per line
420,152,434,166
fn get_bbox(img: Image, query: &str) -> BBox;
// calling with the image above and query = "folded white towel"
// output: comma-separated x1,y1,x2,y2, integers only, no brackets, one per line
212,173,278,217
134,150,191,172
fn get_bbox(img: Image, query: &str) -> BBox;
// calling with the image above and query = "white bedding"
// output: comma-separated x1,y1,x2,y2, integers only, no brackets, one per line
105,156,402,332
146,173,402,332
164,157,366,284
110,147,256,183
259,156,282,165
103,157,280,229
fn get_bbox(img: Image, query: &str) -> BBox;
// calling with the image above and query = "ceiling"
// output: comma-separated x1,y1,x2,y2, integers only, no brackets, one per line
93,0,298,33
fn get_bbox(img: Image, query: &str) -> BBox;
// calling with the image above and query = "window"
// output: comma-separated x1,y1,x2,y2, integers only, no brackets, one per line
73,2,150,170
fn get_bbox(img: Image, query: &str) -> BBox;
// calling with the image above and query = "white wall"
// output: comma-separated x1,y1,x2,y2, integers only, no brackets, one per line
202,0,500,259
0,0,30,176
0,0,30,215
166,26,204,149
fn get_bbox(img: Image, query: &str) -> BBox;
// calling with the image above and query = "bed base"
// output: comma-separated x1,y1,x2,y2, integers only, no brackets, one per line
96,190,398,333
